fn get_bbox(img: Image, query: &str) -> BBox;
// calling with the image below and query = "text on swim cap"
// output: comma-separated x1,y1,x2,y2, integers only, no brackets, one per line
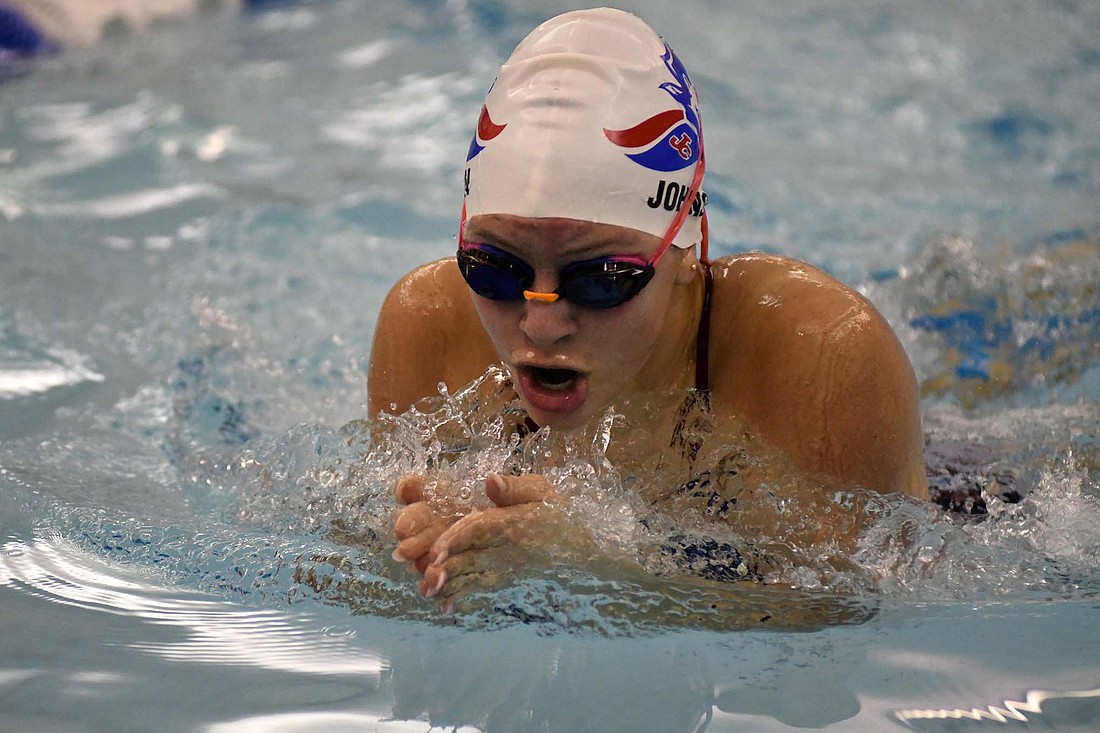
647,180,707,216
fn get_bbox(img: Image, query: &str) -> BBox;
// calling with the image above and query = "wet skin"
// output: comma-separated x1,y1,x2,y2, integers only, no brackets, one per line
369,214,927,598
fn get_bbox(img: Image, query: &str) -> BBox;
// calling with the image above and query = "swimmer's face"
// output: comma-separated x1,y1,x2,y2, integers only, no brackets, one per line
462,214,698,430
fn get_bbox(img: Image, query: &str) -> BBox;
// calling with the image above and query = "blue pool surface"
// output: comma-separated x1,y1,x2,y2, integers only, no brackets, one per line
1,1,1099,731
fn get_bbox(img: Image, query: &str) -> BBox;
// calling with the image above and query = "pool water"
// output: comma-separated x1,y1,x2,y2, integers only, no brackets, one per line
1,1,1099,731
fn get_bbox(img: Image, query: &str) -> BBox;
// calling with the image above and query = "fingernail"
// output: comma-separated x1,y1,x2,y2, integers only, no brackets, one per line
422,572,444,598
391,548,406,562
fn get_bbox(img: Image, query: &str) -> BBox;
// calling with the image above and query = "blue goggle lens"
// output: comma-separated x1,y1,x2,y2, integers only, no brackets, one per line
457,245,655,309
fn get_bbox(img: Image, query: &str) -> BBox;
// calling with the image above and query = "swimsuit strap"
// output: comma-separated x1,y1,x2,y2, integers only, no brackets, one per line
694,211,712,392
694,259,713,392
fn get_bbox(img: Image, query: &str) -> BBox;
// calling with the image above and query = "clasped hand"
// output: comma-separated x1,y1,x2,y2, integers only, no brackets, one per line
392,472,589,600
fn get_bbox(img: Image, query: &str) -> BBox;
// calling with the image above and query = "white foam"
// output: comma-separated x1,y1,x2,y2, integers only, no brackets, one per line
0,348,105,399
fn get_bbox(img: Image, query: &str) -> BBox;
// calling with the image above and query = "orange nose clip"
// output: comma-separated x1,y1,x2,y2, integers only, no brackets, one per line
523,290,559,303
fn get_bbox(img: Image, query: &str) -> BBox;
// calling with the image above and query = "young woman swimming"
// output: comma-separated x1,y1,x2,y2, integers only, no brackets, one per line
0,0,259,63
368,8,927,599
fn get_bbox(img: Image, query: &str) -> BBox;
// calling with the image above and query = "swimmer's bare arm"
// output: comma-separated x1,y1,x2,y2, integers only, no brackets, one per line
708,253,926,498
367,257,498,417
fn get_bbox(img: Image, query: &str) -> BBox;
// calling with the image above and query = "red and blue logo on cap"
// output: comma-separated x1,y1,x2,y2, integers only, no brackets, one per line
466,104,507,162
603,44,700,172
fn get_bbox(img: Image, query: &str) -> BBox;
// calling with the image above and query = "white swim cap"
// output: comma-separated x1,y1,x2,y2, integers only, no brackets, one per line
463,8,706,249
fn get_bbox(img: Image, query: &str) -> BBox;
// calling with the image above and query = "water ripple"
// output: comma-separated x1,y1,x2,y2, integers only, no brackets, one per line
896,686,1100,729
0,534,386,678
30,182,223,220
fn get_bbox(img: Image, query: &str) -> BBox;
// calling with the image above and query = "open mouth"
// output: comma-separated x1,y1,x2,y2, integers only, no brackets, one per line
528,366,579,390
516,364,589,417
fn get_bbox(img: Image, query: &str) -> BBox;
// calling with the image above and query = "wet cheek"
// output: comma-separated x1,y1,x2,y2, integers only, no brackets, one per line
473,301,519,348
588,308,658,370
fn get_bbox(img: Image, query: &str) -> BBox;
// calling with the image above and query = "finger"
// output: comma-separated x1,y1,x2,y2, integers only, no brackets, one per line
428,505,540,566
393,526,444,566
421,557,453,598
485,473,556,507
393,502,437,540
428,509,510,567
394,474,426,505
428,563,505,602
425,550,484,596
421,547,511,598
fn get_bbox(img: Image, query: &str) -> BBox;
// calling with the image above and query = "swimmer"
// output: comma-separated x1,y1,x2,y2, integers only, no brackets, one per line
369,8,927,599
0,0,263,63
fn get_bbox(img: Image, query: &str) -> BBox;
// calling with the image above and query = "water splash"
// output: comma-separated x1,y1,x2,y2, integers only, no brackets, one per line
199,367,881,631
138,339,1096,631
885,231,1100,406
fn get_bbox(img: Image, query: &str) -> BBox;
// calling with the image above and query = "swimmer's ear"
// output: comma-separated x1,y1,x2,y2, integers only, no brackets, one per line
675,247,700,285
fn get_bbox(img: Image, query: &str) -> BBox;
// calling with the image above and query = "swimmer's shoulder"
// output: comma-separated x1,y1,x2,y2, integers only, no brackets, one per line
368,257,496,416
706,251,906,367
707,251,881,334
705,252,926,496
378,256,472,319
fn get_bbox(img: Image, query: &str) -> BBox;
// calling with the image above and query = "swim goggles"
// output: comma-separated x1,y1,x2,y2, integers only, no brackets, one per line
456,148,707,310
457,243,658,309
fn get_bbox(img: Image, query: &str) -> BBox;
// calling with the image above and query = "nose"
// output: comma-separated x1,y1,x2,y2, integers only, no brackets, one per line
519,296,577,347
